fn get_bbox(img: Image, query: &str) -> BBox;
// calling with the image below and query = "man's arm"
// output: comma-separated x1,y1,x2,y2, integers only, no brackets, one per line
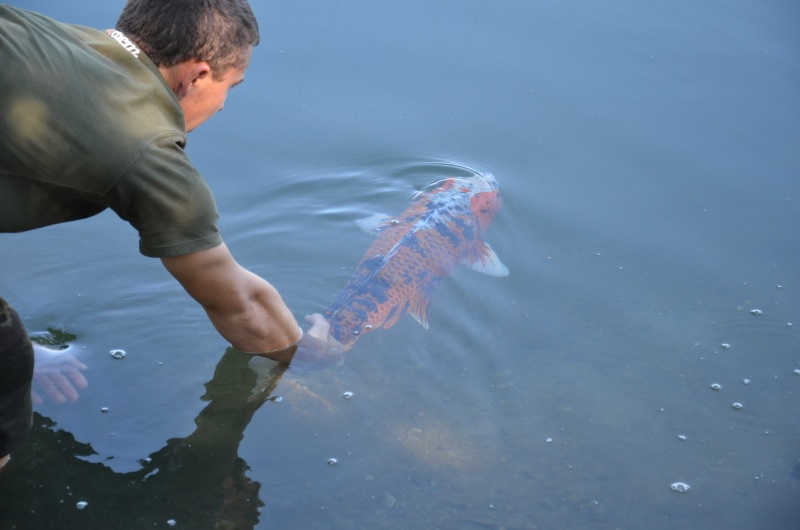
161,243,302,361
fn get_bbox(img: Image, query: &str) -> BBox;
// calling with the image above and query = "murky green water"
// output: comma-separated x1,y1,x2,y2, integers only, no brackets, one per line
2,0,799,528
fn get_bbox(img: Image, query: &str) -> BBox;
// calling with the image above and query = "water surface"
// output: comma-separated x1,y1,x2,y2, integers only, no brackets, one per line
1,1,799,528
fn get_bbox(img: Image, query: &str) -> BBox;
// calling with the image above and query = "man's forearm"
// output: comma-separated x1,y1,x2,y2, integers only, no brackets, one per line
161,244,302,361
203,270,302,358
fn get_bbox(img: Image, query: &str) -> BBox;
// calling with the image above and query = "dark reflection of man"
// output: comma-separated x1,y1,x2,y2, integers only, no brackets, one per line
0,349,285,529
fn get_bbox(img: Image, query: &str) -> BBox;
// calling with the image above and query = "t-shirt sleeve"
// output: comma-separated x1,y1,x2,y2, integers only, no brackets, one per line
107,134,223,258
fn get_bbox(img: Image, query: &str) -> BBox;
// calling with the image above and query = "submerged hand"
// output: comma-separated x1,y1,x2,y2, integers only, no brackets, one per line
292,313,345,369
32,344,88,405
250,314,344,370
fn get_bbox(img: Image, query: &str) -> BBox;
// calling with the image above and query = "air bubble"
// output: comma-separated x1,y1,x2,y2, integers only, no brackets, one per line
670,482,690,493
76,501,89,510
167,520,177,527
732,402,743,410
110,349,126,359
710,383,722,391
100,407,109,413
750,309,763,316
545,437,553,444
342,391,354,400
327,458,338,466
721,343,731,350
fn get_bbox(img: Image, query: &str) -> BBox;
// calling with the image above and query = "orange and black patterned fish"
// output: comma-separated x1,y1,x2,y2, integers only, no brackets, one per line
325,173,509,351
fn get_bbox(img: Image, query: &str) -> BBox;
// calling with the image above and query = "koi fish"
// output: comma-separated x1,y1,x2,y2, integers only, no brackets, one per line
325,173,509,351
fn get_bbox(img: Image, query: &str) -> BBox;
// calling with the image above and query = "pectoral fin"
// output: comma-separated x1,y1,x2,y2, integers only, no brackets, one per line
356,213,393,234
407,295,432,329
463,242,509,277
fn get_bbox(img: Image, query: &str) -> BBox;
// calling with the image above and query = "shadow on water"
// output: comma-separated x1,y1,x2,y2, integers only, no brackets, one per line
0,349,287,529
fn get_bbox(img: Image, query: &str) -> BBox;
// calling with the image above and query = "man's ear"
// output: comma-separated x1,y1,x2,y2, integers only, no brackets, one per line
176,61,212,98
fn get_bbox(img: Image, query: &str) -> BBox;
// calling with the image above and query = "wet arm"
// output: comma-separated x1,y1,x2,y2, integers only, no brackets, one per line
161,243,301,361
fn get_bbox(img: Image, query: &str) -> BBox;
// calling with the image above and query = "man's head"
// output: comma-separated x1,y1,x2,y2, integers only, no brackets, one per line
117,0,259,131
117,0,259,78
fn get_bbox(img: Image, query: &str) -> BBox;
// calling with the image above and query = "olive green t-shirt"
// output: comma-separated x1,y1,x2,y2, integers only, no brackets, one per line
0,6,223,258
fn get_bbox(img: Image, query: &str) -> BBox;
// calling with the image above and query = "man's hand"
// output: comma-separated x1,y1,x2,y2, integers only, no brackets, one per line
32,344,88,405
250,314,345,371
294,313,346,370
303,313,334,343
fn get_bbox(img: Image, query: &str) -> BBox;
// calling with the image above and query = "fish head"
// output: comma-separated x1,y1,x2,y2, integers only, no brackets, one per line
326,304,378,351
331,326,360,351
469,174,502,233
445,173,502,233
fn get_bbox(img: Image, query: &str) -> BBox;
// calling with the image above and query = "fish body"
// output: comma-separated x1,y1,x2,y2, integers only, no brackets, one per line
325,173,508,351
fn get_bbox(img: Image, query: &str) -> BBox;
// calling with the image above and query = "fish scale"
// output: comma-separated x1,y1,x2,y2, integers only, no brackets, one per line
325,174,508,351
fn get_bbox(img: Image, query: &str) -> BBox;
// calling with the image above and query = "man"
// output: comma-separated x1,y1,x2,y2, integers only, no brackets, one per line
0,0,339,471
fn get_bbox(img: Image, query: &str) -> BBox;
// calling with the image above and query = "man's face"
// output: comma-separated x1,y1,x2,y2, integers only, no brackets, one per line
180,47,252,132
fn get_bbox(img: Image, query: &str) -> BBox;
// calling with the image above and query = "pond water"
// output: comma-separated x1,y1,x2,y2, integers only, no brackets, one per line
2,0,799,528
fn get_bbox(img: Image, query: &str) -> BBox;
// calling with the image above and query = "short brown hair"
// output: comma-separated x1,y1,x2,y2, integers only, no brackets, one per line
116,0,259,79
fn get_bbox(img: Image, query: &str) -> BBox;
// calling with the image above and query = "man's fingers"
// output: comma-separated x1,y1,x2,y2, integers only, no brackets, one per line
34,375,67,405
51,372,81,402
64,365,89,389
31,345,89,403
33,372,82,404
304,313,331,341
64,356,88,371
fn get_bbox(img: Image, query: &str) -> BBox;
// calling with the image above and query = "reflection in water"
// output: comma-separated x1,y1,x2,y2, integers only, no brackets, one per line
0,349,285,529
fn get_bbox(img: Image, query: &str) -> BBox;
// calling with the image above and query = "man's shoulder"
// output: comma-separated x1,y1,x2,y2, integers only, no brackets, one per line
1,6,186,190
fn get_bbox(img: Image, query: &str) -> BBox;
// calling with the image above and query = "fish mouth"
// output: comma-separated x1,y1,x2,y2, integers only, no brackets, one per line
453,172,499,193
427,172,499,194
